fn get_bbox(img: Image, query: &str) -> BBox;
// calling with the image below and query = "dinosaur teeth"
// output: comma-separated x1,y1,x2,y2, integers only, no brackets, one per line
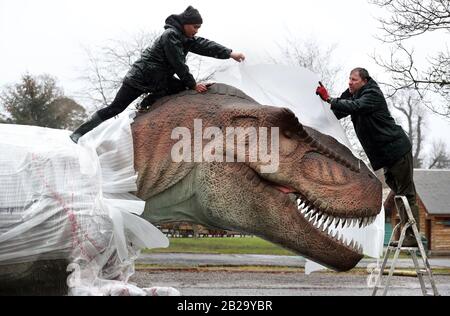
363,217,369,227
315,216,322,228
325,216,333,229
334,218,340,229
316,212,323,221
314,219,319,228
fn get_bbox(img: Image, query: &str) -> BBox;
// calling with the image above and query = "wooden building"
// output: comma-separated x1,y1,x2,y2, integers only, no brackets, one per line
384,169,450,255
157,222,246,238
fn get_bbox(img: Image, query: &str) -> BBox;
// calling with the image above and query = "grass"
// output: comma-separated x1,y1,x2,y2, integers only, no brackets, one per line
143,237,430,260
135,264,305,273
144,236,296,256
144,237,414,258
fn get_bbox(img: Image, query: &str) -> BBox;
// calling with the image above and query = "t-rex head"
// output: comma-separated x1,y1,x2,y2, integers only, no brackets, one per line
133,84,382,272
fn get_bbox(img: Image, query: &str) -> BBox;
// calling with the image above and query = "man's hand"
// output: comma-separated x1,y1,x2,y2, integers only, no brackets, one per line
195,83,208,93
315,82,330,102
230,52,245,62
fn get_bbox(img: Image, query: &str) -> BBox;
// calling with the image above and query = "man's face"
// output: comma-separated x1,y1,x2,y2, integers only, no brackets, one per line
183,24,201,38
348,71,368,95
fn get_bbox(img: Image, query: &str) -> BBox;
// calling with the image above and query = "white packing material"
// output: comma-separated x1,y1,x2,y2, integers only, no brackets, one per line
0,110,179,296
214,64,385,263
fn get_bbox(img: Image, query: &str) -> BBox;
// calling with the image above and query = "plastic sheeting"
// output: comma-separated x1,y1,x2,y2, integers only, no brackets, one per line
0,111,179,296
214,64,385,263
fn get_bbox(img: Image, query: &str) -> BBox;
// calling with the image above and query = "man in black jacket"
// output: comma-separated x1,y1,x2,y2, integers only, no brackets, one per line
315,68,419,247
70,6,245,143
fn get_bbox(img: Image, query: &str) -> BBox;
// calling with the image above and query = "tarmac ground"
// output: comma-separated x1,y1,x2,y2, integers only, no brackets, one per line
133,253,450,296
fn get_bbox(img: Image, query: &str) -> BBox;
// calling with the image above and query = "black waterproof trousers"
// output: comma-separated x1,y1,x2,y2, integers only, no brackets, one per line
97,77,186,121
384,150,420,233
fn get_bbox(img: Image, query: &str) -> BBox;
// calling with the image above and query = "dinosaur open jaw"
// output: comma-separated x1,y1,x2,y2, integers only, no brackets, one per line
273,181,376,256
295,193,377,255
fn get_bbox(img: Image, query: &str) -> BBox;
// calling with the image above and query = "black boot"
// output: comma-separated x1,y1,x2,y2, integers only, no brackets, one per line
389,240,399,247
402,228,418,247
390,229,418,248
69,113,104,144
136,93,161,113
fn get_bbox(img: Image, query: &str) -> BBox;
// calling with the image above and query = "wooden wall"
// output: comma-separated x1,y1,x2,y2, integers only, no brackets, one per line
430,217,450,253
389,196,450,254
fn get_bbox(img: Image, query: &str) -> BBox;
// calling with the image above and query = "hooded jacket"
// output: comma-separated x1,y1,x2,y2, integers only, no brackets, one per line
330,79,412,171
123,15,232,93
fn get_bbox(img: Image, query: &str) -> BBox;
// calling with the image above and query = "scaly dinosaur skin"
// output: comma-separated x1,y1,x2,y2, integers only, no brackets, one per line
133,84,382,272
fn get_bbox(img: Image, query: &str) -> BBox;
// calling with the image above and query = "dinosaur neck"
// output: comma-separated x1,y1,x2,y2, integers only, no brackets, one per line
141,167,214,228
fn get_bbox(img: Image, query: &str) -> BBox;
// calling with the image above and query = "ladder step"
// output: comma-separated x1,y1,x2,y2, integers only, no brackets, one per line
387,246,419,250
375,196,441,297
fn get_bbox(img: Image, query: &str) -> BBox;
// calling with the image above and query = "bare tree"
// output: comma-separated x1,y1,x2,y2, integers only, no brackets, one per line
428,139,450,169
371,0,450,41
270,36,343,94
388,89,427,167
370,0,450,117
269,36,371,165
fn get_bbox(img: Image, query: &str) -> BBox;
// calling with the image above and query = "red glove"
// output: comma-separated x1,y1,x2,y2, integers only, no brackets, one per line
315,82,330,102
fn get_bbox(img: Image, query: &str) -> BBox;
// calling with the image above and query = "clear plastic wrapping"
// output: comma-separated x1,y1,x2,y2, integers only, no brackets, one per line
0,111,178,295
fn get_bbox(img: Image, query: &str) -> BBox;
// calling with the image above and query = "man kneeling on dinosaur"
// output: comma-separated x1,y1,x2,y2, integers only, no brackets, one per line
70,5,245,144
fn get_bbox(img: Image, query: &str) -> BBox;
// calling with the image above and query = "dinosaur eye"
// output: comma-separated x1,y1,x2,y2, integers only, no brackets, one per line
279,134,298,156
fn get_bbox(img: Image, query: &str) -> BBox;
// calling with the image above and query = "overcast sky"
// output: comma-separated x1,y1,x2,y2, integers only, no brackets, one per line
1,0,449,159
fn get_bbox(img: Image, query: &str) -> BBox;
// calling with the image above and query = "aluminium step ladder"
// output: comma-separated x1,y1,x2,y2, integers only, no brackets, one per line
372,195,440,296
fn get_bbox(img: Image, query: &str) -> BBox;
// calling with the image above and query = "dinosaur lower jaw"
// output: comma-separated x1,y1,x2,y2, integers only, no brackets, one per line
295,194,364,255
275,185,377,255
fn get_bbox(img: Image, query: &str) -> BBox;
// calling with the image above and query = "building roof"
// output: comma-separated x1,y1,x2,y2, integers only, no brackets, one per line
414,169,450,215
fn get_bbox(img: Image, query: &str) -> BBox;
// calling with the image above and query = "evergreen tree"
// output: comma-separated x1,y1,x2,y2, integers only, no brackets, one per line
0,74,87,130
